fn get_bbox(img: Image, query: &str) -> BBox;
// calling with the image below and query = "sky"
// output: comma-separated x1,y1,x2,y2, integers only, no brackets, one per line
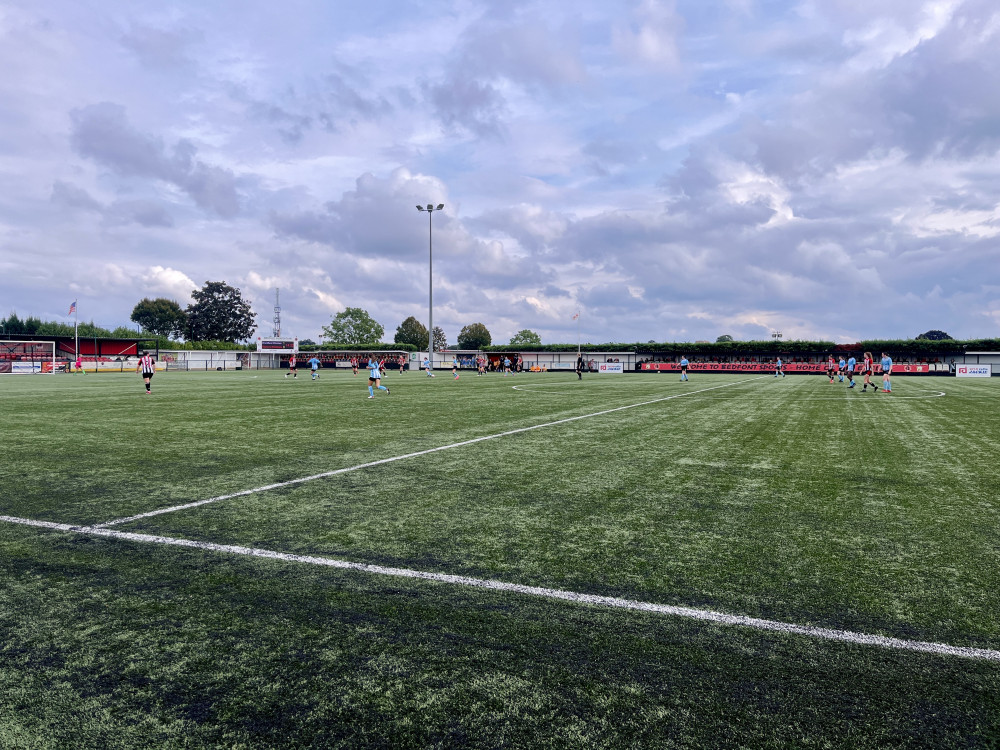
1,0,999,346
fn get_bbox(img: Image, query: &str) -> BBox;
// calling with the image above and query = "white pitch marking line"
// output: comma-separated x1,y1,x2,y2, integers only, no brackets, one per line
92,376,768,529
2,513,998,662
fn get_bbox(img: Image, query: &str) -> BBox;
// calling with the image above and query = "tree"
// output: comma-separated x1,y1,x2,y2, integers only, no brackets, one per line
458,322,493,350
716,334,734,343
0,312,25,335
508,329,541,347
432,326,447,351
321,307,384,346
916,330,953,341
185,281,256,342
131,297,186,338
394,316,429,349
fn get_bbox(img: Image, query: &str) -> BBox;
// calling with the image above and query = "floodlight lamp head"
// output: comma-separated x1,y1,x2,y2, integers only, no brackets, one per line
426,203,434,210
436,204,444,210
416,205,424,211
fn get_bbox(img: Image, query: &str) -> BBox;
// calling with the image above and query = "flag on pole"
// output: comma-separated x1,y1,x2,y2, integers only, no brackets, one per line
68,301,77,315
572,312,579,320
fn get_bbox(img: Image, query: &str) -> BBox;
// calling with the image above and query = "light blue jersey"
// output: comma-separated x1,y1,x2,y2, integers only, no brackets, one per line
847,356,856,372
881,355,892,372
367,359,389,397
308,357,320,370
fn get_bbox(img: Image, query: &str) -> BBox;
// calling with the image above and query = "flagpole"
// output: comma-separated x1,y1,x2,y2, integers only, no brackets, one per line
73,302,78,363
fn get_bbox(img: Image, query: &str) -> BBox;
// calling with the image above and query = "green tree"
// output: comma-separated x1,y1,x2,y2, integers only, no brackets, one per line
432,326,447,351
395,316,429,348
36,320,74,336
458,322,493,349
185,281,256,342
321,307,384,346
508,329,541,347
916,329,953,340
76,321,115,337
716,334,734,343
131,298,187,338
0,313,25,335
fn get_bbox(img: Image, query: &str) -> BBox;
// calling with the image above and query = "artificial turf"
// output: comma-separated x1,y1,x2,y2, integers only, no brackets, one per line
1,369,998,747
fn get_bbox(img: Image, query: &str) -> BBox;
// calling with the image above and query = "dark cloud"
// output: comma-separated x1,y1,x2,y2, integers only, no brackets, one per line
51,180,102,212
105,199,174,227
69,103,240,217
425,76,507,137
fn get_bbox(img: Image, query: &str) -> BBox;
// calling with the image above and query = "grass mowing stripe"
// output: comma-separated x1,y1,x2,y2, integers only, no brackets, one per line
3,513,999,663
93,375,769,528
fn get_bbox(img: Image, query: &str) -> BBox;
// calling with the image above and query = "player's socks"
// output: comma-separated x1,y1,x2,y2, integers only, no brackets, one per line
368,385,374,396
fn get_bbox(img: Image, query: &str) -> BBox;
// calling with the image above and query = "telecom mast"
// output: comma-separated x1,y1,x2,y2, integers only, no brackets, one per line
272,288,282,337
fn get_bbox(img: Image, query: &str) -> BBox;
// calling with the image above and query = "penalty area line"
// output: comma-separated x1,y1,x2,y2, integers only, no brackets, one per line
2,512,999,663
92,376,768,529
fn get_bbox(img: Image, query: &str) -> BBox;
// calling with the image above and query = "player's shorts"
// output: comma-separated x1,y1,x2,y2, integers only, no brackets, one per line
862,368,872,375
368,376,378,383
680,365,688,371
141,370,154,378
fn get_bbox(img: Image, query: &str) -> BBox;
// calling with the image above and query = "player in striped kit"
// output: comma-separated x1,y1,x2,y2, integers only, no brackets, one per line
136,351,156,394
860,351,878,392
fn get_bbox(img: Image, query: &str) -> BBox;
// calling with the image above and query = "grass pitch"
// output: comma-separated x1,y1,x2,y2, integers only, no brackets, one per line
1,369,999,748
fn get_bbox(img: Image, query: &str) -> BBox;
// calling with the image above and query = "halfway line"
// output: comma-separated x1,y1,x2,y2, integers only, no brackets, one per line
94,376,766,528
2,514,998,663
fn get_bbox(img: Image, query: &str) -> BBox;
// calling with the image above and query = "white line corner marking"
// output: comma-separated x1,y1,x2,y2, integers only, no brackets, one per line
94,376,767,528
2,513,998,662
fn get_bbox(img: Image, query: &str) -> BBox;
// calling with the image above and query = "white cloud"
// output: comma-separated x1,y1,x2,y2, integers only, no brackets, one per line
1,0,999,342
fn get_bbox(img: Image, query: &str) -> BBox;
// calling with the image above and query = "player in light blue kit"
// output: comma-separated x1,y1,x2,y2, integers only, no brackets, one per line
679,356,689,381
880,352,893,393
308,356,321,380
838,356,846,383
774,357,785,377
367,357,390,398
846,355,857,388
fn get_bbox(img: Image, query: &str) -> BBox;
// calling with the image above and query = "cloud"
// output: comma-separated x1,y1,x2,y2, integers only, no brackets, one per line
69,102,240,217
142,266,197,302
51,180,103,212
612,0,684,71
51,180,174,227
119,23,202,69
